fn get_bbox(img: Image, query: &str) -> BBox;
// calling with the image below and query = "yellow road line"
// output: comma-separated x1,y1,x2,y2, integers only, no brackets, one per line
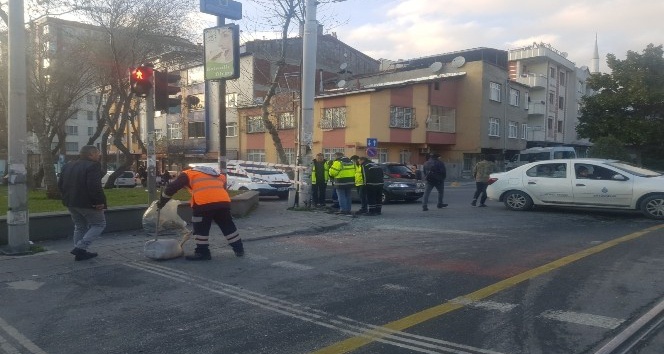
313,224,664,354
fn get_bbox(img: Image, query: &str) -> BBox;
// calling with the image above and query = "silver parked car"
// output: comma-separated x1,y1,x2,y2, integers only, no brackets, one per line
486,158,664,219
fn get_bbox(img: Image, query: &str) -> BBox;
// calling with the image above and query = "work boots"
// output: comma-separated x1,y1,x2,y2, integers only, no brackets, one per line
230,240,244,257
185,246,212,261
70,247,98,261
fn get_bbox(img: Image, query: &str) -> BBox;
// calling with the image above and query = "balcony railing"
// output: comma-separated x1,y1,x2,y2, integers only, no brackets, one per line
528,102,546,115
516,73,547,89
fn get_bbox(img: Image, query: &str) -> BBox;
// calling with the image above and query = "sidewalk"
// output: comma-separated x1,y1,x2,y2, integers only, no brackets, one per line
0,201,351,267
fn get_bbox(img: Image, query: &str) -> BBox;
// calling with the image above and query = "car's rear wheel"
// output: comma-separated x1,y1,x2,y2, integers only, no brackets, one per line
640,194,664,220
503,190,533,211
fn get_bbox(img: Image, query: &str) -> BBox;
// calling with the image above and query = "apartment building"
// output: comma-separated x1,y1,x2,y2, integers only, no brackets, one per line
508,42,591,152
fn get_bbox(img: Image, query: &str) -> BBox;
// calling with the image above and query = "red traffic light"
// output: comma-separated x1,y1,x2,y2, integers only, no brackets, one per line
129,66,154,97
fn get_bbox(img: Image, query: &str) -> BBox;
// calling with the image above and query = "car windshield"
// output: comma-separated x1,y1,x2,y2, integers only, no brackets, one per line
246,169,283,175
386,165,414,175
605,162,662,177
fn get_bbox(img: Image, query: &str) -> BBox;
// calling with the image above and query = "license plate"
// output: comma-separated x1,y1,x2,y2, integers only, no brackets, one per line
416,189,424,193
277,187,288,191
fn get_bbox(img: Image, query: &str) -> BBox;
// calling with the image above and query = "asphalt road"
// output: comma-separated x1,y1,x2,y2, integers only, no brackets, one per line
2,184,663,354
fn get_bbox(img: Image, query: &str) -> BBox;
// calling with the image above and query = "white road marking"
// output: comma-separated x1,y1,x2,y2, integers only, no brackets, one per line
6,280,45,291
0,333,21,354
0,316,47,354
127,261,504,354
272,261,314,271
451,297,518,313
324,271,364,282
382,283,408,291
539,310,625,329
372,225,498,237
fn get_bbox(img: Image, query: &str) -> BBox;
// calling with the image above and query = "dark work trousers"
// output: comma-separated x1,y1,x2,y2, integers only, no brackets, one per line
422,181,444,207
311,182,327,206
473,181,489,205
357,185,368,211
191,207,240,250
366,184,383,214
331,186,339,208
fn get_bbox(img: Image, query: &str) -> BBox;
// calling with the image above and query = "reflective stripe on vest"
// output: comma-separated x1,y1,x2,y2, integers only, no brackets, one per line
183,170,230,206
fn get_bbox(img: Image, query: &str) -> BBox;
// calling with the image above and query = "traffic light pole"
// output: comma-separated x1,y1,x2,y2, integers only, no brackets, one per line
146,87,157,203
5,0,30,254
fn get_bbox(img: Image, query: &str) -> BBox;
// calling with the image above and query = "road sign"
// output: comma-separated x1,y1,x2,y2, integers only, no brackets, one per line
204,25,240,80
200,0,243,20
367,138,377,147
366,147,377,157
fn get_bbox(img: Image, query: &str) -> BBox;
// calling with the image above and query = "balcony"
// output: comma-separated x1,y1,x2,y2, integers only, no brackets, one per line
516,73,547,89
528,102,546,115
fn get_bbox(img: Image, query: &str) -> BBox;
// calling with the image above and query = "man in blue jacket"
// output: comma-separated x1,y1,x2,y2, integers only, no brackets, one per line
58,145,107,261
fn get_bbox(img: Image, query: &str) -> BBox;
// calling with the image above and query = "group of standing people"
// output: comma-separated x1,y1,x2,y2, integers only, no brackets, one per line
310,152,384,216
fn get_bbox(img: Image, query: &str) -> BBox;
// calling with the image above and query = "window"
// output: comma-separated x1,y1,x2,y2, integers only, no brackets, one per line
246,149,265,162
155,129,164,140
427,106,456,132
65,142,78,152
557,120,563,133
508,121,518,139
549,67,556,78
399,149,410,164
87,127,94,136
246,116,265,133
509,88,520,107
86,95,93,104
489,118,500,137
549,92,555,105
323,148,345,161
87,111,94,120
278,112,295,129
320,107,347,129
378,148,388,163
389,106,416,128
527,163,567,178
284,148,296,165
66,125,78,135
168,123,183,139
226,93,237,107
188,122,205,138
558,97,565,109
226,122,238,137
521,124,528,139
489,82,501,102
559,72,566,86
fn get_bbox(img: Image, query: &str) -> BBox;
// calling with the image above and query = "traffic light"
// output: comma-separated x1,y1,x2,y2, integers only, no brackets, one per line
154,70,182,112
129,65,153,97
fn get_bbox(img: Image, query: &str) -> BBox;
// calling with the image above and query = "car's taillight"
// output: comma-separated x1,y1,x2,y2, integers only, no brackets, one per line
487,177,498,185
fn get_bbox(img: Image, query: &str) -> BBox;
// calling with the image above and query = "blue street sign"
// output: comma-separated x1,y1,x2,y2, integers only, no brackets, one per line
200,0,243,20
367,138,377,148
366,147,377,157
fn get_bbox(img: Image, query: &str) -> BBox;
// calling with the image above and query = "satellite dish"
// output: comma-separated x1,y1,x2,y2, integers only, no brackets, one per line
450,56,466,68
340,62,348,70
336,80,347,88
429,61,443,73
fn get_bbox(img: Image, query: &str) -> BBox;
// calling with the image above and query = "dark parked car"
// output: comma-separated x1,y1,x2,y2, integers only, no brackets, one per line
379,162,417,179
326,172,425,203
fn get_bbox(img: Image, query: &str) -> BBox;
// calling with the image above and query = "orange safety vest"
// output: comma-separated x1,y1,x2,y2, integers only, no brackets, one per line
183,169,230,207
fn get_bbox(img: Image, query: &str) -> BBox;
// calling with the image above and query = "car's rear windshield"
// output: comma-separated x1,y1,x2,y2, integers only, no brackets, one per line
245,169,283,175
606,162,661,177
386,165,413,174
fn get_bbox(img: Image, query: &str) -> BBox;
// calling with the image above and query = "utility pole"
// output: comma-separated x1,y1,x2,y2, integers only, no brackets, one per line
216,17,228,174
5,0,30,254
298,0,319,208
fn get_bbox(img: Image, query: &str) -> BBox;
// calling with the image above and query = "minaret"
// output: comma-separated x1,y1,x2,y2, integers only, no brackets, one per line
591,34,600,73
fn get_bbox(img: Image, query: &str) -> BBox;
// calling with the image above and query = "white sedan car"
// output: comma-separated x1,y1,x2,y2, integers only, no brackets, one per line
486,158,664,219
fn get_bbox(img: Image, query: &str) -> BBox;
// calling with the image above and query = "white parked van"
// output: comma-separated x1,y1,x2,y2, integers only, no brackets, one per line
506,147,577,170
187,162,278,195
227,160,292,199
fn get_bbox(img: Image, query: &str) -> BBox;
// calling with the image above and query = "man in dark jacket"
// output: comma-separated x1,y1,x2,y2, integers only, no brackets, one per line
311,153,328,207
58,145,107,261
422,153,447,211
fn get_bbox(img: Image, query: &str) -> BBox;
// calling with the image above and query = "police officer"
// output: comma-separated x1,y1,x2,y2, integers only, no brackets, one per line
311,153,329,208
328,152,356,215
360,157,384,216
157,165,244,260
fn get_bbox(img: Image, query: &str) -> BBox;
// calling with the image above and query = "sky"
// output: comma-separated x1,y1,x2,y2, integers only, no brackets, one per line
219,0,664,73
